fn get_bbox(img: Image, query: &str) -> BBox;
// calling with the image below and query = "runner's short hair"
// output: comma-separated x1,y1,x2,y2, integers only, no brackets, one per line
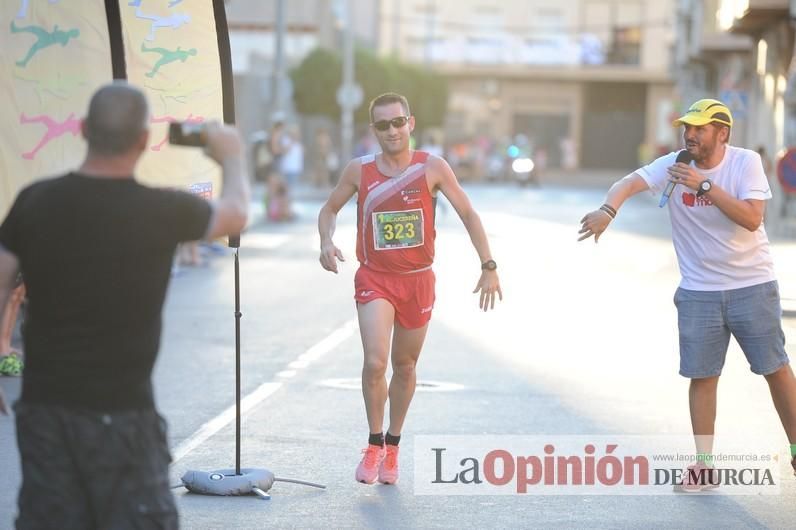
369,93,411,122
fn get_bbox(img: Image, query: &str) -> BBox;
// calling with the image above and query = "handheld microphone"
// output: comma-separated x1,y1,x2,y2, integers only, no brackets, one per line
659,149,694,207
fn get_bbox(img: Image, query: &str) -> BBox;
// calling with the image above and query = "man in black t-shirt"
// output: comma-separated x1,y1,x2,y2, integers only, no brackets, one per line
0,82,248,529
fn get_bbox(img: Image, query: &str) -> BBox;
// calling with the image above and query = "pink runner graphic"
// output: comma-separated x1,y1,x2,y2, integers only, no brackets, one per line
19,112,81,160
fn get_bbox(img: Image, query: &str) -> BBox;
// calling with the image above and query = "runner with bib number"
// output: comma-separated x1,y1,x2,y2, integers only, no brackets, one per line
318,92,502,487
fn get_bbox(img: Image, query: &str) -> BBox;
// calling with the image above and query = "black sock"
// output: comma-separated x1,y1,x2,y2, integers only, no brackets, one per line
385,432,401,446
368,432,384,447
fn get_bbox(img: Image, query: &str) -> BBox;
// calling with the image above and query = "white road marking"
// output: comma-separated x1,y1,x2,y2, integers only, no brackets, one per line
172,319,358,463
172,381,282,463
288,360,309,369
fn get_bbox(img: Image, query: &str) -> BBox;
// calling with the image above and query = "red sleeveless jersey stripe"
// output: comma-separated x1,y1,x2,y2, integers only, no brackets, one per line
356,151,436,274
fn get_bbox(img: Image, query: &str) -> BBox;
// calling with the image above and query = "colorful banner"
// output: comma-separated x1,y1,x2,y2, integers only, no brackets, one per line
121,0,223,191
2,0,111,215
0,0,231,217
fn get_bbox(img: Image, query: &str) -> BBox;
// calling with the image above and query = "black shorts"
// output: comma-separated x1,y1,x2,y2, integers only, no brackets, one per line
14,402,178,530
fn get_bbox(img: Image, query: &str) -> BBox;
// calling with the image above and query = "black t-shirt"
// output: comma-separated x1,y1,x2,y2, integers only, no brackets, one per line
0,173,212,411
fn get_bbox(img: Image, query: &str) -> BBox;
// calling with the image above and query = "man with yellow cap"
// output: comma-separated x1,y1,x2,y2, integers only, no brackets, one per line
578,98,796,491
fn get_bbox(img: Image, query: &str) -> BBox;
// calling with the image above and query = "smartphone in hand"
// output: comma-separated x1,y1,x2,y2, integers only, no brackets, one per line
169,122,206,147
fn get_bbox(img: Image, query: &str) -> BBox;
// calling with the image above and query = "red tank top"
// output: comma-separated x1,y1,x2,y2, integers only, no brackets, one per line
356,151,436,273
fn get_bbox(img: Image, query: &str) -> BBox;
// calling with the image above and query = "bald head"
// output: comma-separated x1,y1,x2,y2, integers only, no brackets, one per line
83,82,149,156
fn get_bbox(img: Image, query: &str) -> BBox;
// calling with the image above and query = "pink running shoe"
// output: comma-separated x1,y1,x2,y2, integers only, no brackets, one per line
355,444,385,484
378,445,399,484
673,461,720,493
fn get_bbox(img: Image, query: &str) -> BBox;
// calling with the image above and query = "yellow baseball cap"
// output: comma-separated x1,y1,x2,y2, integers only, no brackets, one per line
672,99,733,128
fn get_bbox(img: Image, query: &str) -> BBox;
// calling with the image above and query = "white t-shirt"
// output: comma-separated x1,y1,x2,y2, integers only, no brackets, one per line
280,141,304,175
637,145,775,291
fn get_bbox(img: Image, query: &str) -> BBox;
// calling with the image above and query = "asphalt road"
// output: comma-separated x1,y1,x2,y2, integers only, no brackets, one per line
2,182,796,528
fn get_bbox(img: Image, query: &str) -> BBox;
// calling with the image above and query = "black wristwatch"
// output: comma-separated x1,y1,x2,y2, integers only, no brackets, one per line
481,259,497,271
697,179,712,197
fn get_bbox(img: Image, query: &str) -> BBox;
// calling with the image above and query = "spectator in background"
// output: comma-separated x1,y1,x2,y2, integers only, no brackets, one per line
313,128,338,187
280,125,304,191
250,130,273,183
268,116,290,174
0,274,25,377
265,168,293,222
561,136,577,170
312,128,331,188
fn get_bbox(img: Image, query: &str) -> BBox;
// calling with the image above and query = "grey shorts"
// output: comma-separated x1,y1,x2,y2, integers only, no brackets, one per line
674,280,789,378
15,402,178,530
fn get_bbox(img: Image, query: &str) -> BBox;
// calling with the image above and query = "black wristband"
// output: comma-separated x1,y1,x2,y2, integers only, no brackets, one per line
601,203,617,216
599,205,616,219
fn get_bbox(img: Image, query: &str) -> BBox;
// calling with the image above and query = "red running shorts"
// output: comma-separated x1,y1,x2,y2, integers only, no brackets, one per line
354,266,435,329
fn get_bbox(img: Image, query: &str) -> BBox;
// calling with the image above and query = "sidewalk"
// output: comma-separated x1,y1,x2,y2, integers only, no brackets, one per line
771,241,796,315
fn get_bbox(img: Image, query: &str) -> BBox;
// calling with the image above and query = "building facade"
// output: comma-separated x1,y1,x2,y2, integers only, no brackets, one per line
223,0,378,140
224,0,680,172
378,0,679,171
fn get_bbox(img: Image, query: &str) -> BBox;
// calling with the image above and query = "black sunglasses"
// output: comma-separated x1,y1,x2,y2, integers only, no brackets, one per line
372,116,409,131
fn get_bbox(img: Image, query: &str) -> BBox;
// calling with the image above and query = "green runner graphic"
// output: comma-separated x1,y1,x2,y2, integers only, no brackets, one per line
141,43,197,78
10,20,79,67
